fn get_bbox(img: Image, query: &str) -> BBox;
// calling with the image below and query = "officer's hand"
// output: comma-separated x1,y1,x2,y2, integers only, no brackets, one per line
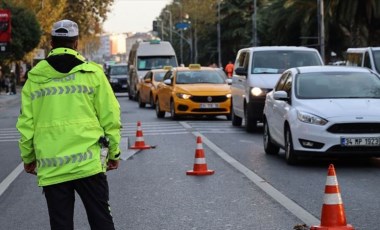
24,161,37,175
107,159,119,171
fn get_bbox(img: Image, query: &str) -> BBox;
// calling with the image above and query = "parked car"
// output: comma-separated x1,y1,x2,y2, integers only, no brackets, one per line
345,47,380,74
105,63,129,93
263,66,380,164
230,46,324,132
155,64,232,120
137,66,172,108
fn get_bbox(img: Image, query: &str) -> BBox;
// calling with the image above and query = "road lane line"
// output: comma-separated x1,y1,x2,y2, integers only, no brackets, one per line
0,163,23,197
192,131,320,227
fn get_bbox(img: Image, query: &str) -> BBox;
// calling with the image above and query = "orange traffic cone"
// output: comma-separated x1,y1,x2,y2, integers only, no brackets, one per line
130,121,152,150
186,136,214,176
310,164,354,230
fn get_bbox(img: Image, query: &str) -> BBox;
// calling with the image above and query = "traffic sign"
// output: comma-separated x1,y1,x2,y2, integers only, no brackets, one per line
175,22,190,30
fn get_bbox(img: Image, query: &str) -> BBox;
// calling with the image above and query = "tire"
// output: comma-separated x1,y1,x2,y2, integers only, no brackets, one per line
226,114,232,120
245,106,257,132
263,120,280,155
285,127,298,165
170,100,178,120
155,98,165,118
137,93,145,108
231,106,242,126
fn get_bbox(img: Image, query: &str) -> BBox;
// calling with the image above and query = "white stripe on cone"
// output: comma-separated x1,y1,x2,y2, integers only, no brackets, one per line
194,158,206,164
323,193,343,205
326,175,339,186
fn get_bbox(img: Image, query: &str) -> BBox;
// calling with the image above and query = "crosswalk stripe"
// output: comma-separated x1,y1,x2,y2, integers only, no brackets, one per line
0,120,244,142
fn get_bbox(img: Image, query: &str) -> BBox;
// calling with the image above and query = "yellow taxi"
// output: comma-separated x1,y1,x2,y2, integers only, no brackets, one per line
137,66,172,108
155,64,232,120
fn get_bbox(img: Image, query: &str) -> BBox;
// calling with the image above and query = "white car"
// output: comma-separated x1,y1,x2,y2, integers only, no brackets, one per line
263,66,380,164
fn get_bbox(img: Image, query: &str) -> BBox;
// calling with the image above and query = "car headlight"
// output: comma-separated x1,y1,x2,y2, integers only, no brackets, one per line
297,111,328,125
110,79,118,83
176,93,191,99
226,93,232,98
251,87,265,96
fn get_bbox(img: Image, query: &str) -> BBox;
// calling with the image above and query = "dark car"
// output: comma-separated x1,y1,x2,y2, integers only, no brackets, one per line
105,64,129,92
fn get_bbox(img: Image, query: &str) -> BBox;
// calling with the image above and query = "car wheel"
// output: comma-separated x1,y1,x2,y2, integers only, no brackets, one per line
170,100,178,120
263,120,280,155
137,93,146,108
245,106,257,132
155,98,165,118
231,106,242,126
285,127,298,165
150,94,155,109
226,114,232,120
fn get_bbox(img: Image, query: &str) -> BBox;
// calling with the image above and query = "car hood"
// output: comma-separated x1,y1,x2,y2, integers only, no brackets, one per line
298,99,380,119
248,73,281,89
175,84,231,95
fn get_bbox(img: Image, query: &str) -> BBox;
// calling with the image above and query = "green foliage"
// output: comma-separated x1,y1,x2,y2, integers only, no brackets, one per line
0,2,41,62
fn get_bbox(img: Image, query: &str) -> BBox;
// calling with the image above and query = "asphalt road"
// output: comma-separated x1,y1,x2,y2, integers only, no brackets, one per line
0,93,379,230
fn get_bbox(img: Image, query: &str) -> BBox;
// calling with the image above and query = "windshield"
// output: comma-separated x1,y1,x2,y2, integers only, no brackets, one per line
137,56,177,71
251,50,322,74
154,72,166,82
110,65,128,75
372,50,380,74
175,70,226,84
296,72,380,99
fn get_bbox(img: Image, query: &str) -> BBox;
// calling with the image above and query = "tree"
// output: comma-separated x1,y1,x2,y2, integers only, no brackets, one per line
0,2,41,62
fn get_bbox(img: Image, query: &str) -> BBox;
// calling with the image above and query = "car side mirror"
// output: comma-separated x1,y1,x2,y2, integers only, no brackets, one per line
273,90,289,101
144,79,152,83
235,67,247,76
163,79,172,85
226,78,232,85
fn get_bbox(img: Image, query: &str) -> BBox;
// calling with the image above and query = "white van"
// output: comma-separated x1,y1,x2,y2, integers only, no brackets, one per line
345,47,380,74
230,46,324,132
128,40,178,100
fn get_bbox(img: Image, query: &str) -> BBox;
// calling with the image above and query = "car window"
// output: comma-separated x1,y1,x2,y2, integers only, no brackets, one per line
235,51,249,70
154,72,166,82
176,71,225,84
373,50,380,73
363,52,371,69
251,50,322,74
296,72,380,99
110,65,128,75
144,71,152,80
283,74,292,94
275,72,291,91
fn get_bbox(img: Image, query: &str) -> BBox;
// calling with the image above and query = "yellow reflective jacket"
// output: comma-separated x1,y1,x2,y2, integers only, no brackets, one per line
16,48,121,186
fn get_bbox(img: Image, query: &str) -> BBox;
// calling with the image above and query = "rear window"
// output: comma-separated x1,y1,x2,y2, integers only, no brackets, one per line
251,50,322,74
110,65,128,75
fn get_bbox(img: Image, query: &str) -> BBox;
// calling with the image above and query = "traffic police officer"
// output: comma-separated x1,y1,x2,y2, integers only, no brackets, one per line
16,19,121,230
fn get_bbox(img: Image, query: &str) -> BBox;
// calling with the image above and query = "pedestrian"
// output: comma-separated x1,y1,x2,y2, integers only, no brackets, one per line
16,19,121,230
225,60,234,78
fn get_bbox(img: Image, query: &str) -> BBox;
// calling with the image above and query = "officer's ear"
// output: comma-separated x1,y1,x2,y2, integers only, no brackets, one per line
73,40,78,50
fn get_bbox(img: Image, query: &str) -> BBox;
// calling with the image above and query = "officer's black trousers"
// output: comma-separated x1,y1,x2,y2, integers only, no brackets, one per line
43,173,115,230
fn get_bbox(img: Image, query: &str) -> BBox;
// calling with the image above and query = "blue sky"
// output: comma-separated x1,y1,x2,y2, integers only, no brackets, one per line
103,0,172,33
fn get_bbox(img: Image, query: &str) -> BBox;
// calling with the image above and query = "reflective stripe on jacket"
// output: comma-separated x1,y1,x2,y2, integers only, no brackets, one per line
16,48,121,186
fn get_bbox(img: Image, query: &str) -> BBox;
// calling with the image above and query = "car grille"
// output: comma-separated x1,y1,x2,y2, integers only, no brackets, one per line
327,123,380,134
190,96,228,103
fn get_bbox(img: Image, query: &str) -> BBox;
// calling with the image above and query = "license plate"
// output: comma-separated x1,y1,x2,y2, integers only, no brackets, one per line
122,84,127,88
341,137,380,146
200,103,219,108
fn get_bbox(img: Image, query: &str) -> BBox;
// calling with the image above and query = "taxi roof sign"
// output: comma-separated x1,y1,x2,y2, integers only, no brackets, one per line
163,66,172,70
188,64,201,70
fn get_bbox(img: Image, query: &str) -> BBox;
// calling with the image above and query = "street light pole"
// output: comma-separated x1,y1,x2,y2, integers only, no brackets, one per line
175,1,183,65
317,0,325,63
165,10,173,43
217,0,222,68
